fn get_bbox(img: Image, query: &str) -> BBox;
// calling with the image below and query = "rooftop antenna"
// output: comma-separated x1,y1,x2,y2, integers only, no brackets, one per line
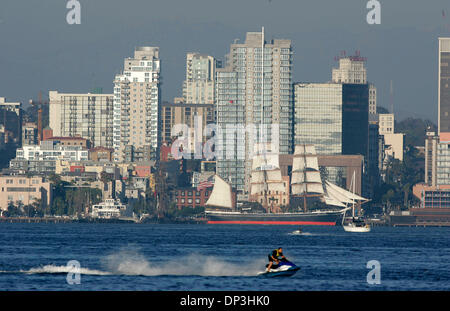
389,80,394,114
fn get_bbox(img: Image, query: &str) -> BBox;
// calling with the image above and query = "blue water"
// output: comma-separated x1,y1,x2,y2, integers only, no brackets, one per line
0,223,449,290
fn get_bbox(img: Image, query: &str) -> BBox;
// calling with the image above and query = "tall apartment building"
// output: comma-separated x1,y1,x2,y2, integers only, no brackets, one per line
215,29,293,194
439,37,450,135
49,91,113,148
113,47,161,162
183,53,216,105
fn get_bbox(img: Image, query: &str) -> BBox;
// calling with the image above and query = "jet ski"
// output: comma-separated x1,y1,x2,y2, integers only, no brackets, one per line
258,259,300,277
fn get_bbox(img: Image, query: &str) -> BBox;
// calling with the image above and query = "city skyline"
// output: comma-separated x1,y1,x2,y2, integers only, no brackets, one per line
1,0,450,122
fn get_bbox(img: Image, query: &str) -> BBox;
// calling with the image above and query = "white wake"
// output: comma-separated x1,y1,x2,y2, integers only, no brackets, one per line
2,247,264,277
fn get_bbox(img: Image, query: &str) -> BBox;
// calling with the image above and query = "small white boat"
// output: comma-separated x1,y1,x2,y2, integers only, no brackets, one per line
341,172,371,233
343,218,371,232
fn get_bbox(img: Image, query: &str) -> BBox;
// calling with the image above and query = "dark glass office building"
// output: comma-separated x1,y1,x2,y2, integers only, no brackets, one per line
342,84,369,159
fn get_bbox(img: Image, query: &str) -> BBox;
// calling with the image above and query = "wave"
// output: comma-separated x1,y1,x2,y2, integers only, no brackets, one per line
287,231,314,236
24,265,111,276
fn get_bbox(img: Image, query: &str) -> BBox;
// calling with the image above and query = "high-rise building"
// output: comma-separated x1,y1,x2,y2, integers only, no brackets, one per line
183,53,216,105
113,47,161,162
294,83,369,186
439,37,450,135
294,83,369,157
294,83,343,155
215,29,293,194
332,55,377,115
49,91,113,148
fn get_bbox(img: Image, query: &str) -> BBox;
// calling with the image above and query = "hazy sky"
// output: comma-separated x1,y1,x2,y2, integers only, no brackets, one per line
1,0,450,121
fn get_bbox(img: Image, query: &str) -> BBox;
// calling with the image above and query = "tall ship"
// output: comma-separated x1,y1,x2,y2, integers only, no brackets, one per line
205,144,355,225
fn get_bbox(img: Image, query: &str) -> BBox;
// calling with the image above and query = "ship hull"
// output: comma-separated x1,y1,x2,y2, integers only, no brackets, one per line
206,210,344,226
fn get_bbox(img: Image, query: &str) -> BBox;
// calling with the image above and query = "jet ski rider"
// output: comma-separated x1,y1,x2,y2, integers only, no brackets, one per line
267,247,286,271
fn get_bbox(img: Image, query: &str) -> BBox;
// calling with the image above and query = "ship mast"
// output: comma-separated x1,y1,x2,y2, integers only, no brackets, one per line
303,149,308,212
260,26,269,212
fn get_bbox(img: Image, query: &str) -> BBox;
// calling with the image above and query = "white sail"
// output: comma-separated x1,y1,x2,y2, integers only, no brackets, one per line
324,183,353,204
251,171,266,184
306,171,322,183
325,181,368,202
251,155,262,170
291,171,305,184
306,156,319,171
322,195,347,207
294,144,306,155
305,145,316,155
291,183,307,195
205,175,233,209
292,157,305,172
306,183,325,194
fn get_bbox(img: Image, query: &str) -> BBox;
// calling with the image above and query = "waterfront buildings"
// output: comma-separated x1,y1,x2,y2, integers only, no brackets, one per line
49,91,114,148
215,30,293,195
0,175,52,211
113,47,161,162
15,140,89,162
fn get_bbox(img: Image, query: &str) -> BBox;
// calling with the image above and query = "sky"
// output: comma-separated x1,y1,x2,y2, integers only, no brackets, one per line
1,0,450,121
